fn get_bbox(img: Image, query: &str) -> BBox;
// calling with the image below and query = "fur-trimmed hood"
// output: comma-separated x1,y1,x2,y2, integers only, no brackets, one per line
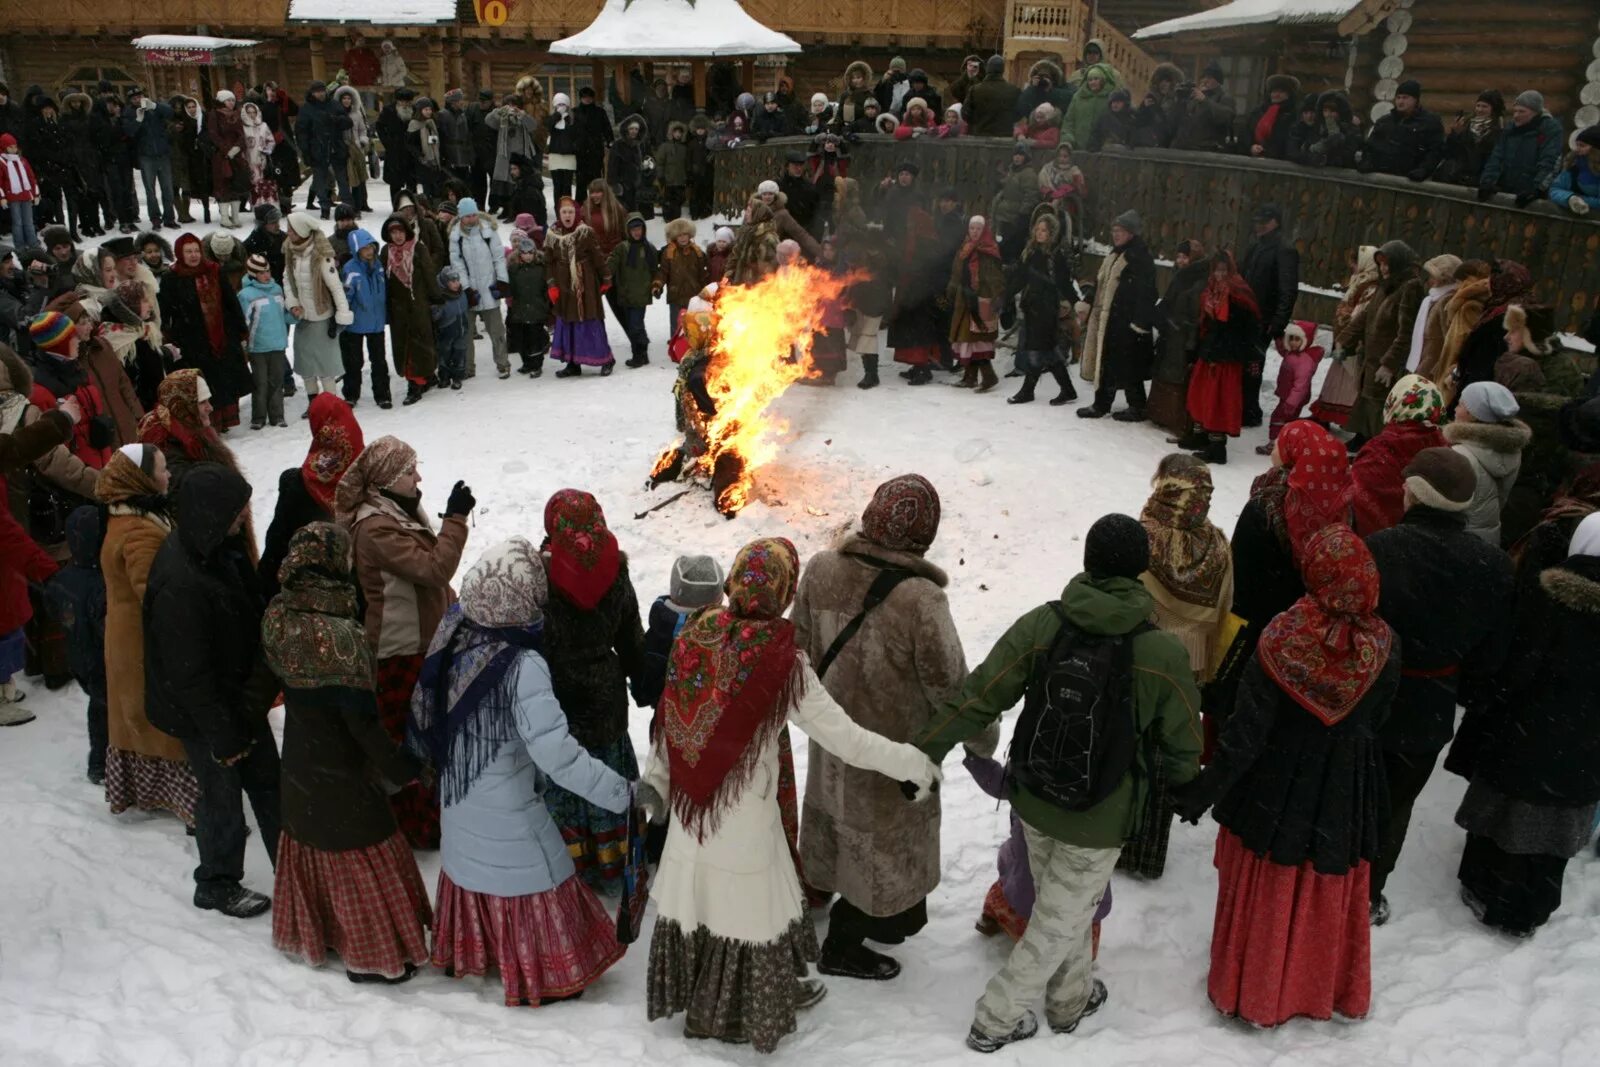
1443,417,1533,456
62,92,92,116
1317,90,1354,124
834,531,949,587
1150,63,1184,94
1540,563,1600,615
844,60,874,88
1029,59,1065,88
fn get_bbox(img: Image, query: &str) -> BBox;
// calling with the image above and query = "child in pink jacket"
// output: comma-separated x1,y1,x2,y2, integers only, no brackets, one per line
1260,319,1325,453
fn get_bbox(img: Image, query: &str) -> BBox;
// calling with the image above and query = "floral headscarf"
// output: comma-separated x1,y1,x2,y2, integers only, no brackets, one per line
334,435,418,527
138,369,217,460
1250,420,1351,560
261,523,373,691
1257,524,1394,725
1382,373,1444,427
170,233,225,355
543,489,620,612
301,393,364,513
1141,458,1230,608
658,537,802,842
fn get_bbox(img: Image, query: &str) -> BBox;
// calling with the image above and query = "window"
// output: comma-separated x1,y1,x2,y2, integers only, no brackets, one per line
59,65,139,97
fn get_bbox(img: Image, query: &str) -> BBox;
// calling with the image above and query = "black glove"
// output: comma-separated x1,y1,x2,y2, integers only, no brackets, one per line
1406,166,1429,182
1514,192,1536,208
1476,186,1495,203
326,318,339,339
490,281,508,301
466,287,480,307
442,479,476,519
87,414,116,449
999,304,1017,332
1167,777,1211,825
899,778,939,802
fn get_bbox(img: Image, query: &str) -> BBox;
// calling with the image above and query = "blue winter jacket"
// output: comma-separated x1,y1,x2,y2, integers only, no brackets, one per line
237,275,295,353
1480,112,1564,197
439,644,632,897
123,101,175,159
1550,160,1600,213
342,231,388,335
432,268,470,348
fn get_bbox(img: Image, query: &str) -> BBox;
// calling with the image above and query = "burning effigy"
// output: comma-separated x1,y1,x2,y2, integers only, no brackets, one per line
648,264,854,517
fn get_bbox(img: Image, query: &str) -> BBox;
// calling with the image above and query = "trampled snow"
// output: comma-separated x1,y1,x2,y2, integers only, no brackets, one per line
1,181,1595,1067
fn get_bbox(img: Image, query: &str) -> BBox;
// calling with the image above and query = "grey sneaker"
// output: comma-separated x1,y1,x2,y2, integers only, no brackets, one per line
966,1011,1038,1054
1050,978,1108,1034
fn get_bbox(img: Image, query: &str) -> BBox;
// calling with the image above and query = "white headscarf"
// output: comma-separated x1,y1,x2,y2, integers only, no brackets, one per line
1571,512,1600,559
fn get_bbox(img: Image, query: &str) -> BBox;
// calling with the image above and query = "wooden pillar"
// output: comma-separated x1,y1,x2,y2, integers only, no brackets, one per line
477,60,493,97
741,59,755,94
308,36,326,85
692,59,706,109
613,61,629,106
590,60,605,97
427,35,447,102
276,49,289,91
450,39,466,91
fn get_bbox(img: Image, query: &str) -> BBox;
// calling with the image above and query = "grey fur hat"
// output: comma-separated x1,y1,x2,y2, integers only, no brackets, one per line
671,555,725,608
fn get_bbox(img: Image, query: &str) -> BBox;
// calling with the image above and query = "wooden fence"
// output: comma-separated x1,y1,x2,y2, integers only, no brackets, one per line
712,136,1600,330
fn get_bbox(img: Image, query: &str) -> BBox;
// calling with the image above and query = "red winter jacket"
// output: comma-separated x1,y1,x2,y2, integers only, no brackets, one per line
0,139,40,203
0,474,60,634
30,377,111,470
1350,420,1448,536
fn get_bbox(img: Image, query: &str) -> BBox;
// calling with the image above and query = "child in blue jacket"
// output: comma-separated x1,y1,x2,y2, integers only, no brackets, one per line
432,265,471,390
238,254,295,429
341,229,391,408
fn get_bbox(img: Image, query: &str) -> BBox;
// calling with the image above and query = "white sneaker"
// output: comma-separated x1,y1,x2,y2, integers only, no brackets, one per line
0,684,35,726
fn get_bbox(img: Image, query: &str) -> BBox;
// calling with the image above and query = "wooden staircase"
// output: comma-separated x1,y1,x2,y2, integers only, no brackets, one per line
1003,0,1163,96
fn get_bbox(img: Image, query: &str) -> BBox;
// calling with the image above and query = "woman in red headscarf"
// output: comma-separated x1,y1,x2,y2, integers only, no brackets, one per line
947,214,1004,393
157,233,250,431
643,537,938,1053
259,393,365,601
538,489,645,889
1184,252,1261,465
1174,523,1398,1027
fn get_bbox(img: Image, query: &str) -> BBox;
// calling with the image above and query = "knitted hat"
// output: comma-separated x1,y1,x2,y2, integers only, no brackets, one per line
215,89,235,105
861,474,941,554
254,202,282,225
670,555,726,608
889,56,907,73
1477,89,1505,114
1112,209,1142,235
1402,448,1475,513
456,197,479,217
1514,89,1544,112
247,253,270,274
28,311,75,356
713,226,734,245
1396,79,1422,100
1459,381,1519,423
1201,61,1225,83
756,180,779,196
435,201,458,218
1084,514,1150,580
1423,254,1462,283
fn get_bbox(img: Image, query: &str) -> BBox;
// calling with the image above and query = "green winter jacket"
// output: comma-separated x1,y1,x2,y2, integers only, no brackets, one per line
606,216,660,309
990,165,1041,230
654,126,689,187
505,255,550,325
919,573,1203,849
1061,64,1117,149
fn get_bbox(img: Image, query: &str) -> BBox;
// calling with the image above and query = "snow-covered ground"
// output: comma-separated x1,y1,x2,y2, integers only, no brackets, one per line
1,182,1596,1067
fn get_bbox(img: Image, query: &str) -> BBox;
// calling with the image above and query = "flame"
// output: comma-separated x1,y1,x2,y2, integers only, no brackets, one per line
661,263,856,515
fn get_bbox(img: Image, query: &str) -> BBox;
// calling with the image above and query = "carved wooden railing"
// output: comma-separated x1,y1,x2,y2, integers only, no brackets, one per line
1003,0,1160,102
712,135,1600,331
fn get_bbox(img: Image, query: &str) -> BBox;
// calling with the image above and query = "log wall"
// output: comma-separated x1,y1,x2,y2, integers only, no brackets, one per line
714,135,1600,329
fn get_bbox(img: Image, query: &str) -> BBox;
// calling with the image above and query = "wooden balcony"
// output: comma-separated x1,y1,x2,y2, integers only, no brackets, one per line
1004,0,1159,98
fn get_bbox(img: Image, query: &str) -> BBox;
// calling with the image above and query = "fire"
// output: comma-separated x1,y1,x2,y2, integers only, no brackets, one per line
658,263,856,516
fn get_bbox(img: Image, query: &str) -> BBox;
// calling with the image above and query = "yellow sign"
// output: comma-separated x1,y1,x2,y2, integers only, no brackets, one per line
474,0,513,26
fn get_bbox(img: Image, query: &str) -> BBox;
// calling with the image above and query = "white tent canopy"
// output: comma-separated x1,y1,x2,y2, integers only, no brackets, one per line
132,35,261,51
1133,0,1361,40
549,0,801,58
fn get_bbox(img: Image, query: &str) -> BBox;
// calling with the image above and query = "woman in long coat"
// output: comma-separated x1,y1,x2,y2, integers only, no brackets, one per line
1311,245,1380,427
1149,239,1209,437
380,214,439,404
947,215,1004,393
1446,512,1600,936
207,92,251,229
644,537,938,1053
171,97,211,224
1340,240,1424,443
1079,211,1158,420
265,522,431,983
335,435,471,849
1126,454,1233,877
413,537,632,1007
259,393,364,603
544,197,613,376
795,475,970,980
538,489,644,890
1176,523,1399,1027
158,235,251,432
96,445,198,827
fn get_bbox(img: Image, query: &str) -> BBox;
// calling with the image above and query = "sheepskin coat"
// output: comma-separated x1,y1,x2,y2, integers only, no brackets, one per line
794,533,967,917
1445,417,1533,546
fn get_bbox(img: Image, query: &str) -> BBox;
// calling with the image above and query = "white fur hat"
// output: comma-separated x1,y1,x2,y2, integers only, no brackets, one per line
215,89,235,105
1282,322,1307,348
756,179,779,196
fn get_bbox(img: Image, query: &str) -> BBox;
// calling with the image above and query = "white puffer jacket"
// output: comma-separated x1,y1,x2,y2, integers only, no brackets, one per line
448,217,508,310
1444,417,1533,545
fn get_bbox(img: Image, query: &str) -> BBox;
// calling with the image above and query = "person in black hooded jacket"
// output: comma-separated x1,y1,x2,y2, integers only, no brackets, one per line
143,462,281,920
1305,91,1361,169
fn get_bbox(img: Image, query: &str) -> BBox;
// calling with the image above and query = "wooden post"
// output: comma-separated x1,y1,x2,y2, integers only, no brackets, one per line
477,61,493,96
613,61,629,106
427,35,446,102
692,59,706,110
590,60,605,97
308,36,326,85
450,39,465,90
276,50,289,91
741,59,755,94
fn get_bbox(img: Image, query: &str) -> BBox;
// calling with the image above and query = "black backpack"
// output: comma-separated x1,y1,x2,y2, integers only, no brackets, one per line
1007,603,1149,812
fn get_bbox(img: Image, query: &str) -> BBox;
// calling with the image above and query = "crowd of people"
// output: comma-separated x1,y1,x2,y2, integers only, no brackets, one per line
0,41,1598,1058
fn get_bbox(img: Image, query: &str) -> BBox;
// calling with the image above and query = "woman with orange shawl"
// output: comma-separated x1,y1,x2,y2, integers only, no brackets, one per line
642,538,938,1052
1175,523,1398,1027
259,394,365,601
947,215,1004,393
157,234,250,431
1185,252,1261,465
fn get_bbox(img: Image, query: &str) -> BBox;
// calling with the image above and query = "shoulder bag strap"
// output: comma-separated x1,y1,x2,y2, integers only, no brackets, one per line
815,558,918,679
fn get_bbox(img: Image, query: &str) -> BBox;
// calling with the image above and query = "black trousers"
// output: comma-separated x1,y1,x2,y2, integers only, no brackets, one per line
340,331,390,403
552,170,574,205
658,184,685,222
86,693,107,777
469,164,489,205
1094,380,1147,411
1371,747,1440,901
507,320,549,358
1242,351,1264,425
181,717,281,890
826,896,929,948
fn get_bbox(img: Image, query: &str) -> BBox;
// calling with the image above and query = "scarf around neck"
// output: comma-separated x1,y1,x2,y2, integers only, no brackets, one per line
172,234,225,354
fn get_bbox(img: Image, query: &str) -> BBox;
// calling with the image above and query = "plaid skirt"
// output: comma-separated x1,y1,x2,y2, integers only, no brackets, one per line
105,747,199,827
431,869,624,1006
272,829,432,979
1117,751,1173,878
375,654,440,849
546,736,637,890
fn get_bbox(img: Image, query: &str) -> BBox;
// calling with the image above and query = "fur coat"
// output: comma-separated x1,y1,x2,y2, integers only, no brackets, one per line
794,533,973,916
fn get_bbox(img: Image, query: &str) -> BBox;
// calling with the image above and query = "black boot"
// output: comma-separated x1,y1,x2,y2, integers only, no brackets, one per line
1192,433,1228,465
193,882,271,919
1048,365,1078,405
625,342,650,368
518,355,536,375
975,361,1000,394
556,362,583,378
402,381,424,405
530,355,544,379
1009,371,1040,404
817,936,901,981
906,364,933,386
857,354,879,390
1167,425,1207,449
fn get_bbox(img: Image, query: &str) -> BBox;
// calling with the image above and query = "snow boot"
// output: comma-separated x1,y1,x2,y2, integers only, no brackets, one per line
348,963,418,985
956,363,978,389
518,355,537,376
1050,979,1108,1034
497,366,511,380
1048,365,1078,405
556,363,583,379
194,883,271,919
1192,433,1228,465
449,378,463,391
857,355,879,390
1008,379,1037,404
403,381,424,405
0,683,34,726
906,364,933,386
1076,403,1109,419
1167,426,1206,449
794,979,828,1011
817,937,901,981
966,1011,1038,1054
530,356,544,379
600,361,615,377
975,362,999,394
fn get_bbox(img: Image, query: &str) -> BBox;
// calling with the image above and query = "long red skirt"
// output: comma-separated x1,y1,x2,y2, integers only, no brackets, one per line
1186,360,1244,436
272,829,432,978
432,870,625,1006
1209,828,1371,1027
375,654,440,849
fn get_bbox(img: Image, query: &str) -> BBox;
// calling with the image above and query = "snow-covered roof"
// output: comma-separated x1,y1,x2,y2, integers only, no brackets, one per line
549,0,801,58
132,35,261,50
286,0,457,24
1133,0,1362,40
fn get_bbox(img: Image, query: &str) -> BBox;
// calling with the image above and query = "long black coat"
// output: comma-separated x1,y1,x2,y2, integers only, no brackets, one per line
381,228,439,381
1153,255,1210,386
1005,243,1076,352
258,469,328,604
572,103,613,174
1446,554,1600,807
144,464,274,760
1089,235,1157,390
1366,506,1514,753
1193,653,1400,873
158,270,251,406
541,557,645,752
1240,229,1299,341
1204,494,1305,726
